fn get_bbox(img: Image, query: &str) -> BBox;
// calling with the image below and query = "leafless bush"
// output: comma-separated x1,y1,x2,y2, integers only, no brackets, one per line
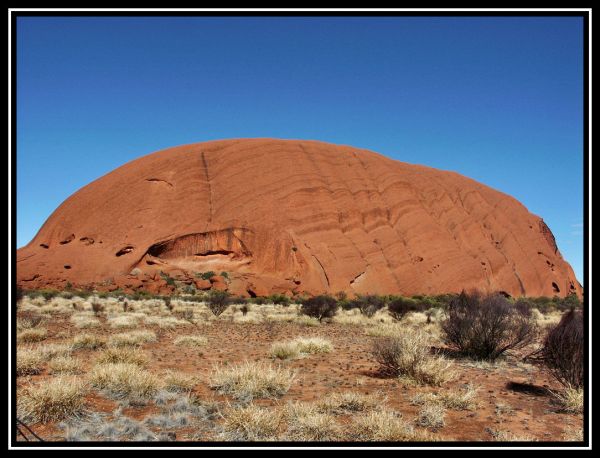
442,291,538,360
530,309,583,389
206,291,231,316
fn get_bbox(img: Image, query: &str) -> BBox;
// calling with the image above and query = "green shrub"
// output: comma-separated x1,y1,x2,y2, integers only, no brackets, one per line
267,294,291,306
201,271,216,280
300,295,338,322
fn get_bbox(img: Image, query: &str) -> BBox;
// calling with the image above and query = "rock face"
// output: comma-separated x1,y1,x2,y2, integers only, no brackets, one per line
16,138,582,298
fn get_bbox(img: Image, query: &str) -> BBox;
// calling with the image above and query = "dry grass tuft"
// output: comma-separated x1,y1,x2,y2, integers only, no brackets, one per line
283,402,339,441
411,384,478,411
89,362,160,398
415,403,446,430
348,409,433,441
371,328,455,386
108,330,157,347
17,328,48,343
16,348,44,376
317,391,382,415
72,333,106,350
210,361,295,401
17,376,87,423
220,404,283,441
173,335,208,347
554,387,584,414
163,370,197,392
48,356,82,375
270,341,301,360
70,314,101,329
96,347,148,367
293,337,333,354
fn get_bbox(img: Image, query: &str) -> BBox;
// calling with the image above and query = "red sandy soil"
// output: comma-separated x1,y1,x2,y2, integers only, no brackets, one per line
15,309,583,443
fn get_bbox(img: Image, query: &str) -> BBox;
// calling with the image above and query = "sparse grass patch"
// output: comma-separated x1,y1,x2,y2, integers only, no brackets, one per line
96,347,148,367
72,333,106,350
17,328,48,343
48,356,82,375
18,376,87,423
210,361,295,401
486,428,535,442
108,330,157,347
220,404,283,441
89,362,160,399
173,335,208,347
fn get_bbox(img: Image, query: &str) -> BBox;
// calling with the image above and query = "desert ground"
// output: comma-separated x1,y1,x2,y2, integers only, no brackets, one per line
14,293,583,443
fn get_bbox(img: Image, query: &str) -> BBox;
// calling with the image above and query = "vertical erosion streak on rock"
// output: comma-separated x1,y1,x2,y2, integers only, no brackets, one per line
351,151,403,290
312,254,330,288
200,150,213,228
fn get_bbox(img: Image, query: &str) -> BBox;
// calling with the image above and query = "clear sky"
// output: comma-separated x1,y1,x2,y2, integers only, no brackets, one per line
16,16,584,282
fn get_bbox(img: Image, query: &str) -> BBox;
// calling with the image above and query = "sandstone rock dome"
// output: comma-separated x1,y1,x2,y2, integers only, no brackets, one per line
17,138,582,298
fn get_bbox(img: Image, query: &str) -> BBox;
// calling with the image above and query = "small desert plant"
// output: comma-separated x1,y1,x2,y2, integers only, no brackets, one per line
90,362,159,398
210,361,295,401
387,297,421,321
530,309,583,389
72,333,106,350
91,301,104,316
240,304,250,316
205,290,231,316
173,335,208,347
163,296,173,311
371,329,455,386
300,295,339,322
18,377,87,423
442,291,538,360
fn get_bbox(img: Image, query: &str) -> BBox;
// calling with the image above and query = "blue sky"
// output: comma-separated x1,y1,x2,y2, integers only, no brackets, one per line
16,16,584,282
